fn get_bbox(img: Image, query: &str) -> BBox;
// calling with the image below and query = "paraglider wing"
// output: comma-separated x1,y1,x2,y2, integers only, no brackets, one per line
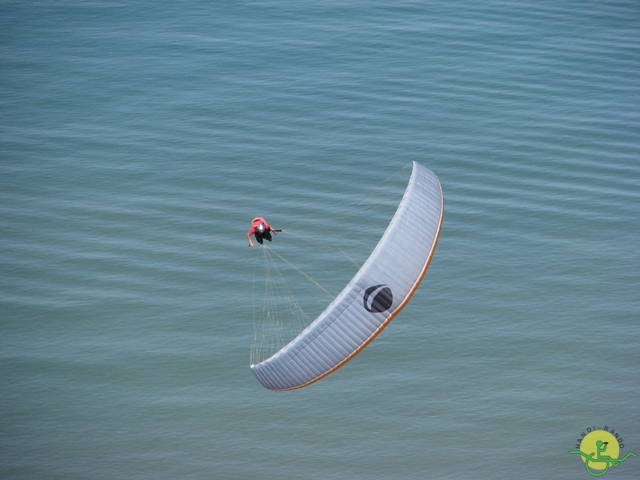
250,161,444,391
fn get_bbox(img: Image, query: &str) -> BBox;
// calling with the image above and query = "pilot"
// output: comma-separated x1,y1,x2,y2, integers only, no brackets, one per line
247,216,277,247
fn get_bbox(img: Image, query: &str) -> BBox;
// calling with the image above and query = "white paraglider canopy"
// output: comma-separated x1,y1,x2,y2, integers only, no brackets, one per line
251,161,444,391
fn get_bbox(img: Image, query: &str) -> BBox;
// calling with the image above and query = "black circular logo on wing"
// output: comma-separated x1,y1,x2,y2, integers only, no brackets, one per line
363,284,393,313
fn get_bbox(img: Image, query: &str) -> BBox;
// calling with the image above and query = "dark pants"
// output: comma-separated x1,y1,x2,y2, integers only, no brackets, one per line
255,231,272,245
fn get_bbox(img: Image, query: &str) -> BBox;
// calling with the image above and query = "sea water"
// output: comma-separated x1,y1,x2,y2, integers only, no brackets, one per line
1,1,639,478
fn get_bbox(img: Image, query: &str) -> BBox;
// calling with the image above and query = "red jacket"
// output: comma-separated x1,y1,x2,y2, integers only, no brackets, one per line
247,217,271,236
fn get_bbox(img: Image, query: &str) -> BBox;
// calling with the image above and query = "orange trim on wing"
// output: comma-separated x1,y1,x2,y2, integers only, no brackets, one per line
275,187,445,391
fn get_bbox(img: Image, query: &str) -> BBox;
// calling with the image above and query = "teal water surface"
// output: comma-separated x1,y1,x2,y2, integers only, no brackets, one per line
2,1,639,479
